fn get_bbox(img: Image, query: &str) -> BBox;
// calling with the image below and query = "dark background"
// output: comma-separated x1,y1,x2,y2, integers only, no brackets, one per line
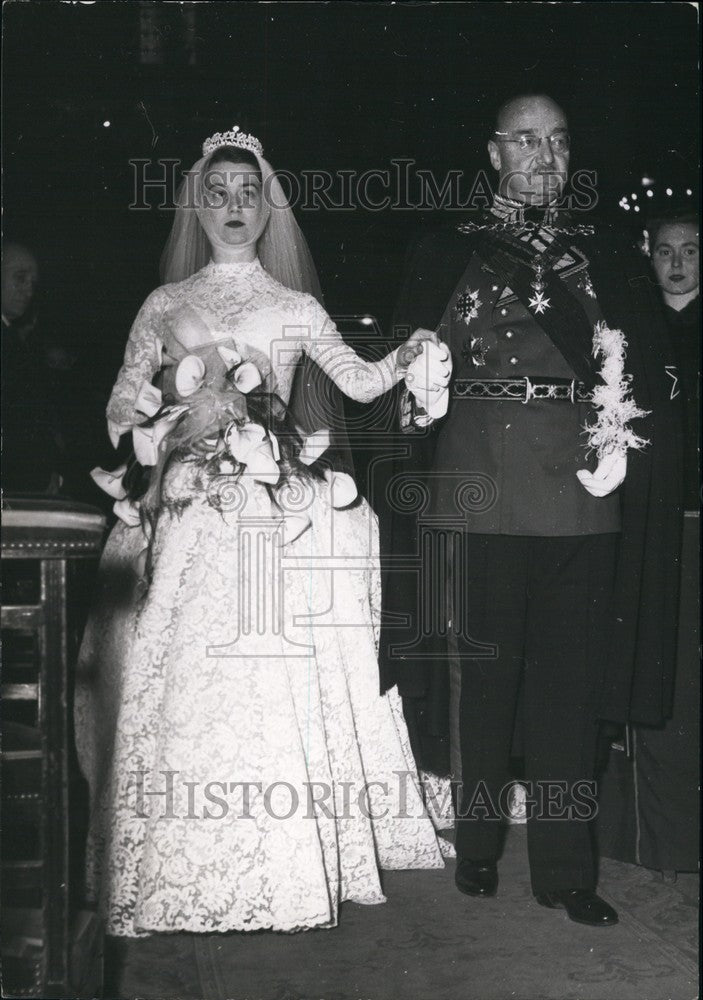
2,1,699,481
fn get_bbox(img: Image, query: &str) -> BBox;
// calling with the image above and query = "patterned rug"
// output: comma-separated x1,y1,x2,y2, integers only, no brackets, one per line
107,826,698,1000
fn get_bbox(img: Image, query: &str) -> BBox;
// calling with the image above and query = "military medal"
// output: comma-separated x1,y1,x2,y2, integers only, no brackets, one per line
454,287,483,325
528,263,551,315
462,336,488,367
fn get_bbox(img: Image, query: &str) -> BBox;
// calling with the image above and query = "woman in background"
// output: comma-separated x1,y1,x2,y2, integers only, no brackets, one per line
632,208,700,875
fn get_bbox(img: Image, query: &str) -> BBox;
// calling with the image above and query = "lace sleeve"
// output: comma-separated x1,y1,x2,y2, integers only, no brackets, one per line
300,297,402,404
106,288,168,429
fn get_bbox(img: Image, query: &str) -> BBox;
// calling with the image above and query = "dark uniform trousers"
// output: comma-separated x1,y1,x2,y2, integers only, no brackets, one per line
454,532,618,894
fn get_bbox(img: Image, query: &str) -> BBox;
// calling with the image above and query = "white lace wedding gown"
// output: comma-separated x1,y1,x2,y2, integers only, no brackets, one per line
75,259,451,938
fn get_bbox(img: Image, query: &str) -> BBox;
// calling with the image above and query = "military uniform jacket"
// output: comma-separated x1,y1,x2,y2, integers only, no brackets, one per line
424,231,621,535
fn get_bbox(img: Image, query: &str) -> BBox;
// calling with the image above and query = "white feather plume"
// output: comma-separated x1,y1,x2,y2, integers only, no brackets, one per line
584,322,650,459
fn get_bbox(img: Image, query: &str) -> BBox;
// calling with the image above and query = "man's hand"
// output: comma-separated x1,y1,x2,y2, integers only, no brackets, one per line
576,452,627,497
406,341,452,391
405,341,452,418
396,327,440,370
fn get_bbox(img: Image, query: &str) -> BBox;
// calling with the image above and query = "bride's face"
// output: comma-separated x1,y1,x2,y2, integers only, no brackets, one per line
201,160,264,246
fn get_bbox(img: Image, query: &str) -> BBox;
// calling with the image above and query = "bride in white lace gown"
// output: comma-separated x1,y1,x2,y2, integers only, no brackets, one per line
75,127,453,938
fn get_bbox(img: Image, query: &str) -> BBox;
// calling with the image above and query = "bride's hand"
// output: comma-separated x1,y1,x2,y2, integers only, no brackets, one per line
396,327,440,370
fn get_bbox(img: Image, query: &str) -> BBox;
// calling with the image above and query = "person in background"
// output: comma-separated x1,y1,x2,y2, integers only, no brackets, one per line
628,208,699,874
2,243,38,333
1,241,64,494
650,211,699,510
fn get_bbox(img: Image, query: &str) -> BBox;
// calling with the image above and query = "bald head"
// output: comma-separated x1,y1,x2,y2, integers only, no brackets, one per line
494,94,567,138
3,243,37,268
2,243,38,322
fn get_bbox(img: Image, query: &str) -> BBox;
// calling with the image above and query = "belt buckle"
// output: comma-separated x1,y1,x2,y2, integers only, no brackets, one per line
522,377,577,404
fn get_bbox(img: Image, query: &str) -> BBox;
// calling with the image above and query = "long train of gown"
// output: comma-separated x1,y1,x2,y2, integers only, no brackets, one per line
74,260,451,937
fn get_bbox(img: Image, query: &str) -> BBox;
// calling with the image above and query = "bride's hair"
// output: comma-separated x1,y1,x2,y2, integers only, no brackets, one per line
206,146,261,174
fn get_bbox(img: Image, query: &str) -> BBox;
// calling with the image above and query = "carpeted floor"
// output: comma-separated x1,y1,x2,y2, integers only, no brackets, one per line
105,826,698,1000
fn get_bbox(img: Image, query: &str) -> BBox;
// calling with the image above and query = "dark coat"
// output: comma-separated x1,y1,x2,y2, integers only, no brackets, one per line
377,220,683,773
1,321,65,494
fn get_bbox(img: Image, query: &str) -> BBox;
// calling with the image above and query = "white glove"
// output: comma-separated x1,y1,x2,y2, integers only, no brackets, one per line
576,452,627,497
406,341,452,418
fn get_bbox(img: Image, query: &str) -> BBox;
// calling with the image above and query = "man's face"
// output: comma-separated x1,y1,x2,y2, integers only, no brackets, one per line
2,247,38,321
488,97,570,206
652,222,699,298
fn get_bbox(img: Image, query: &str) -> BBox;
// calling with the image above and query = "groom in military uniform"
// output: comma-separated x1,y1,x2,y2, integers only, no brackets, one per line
379,94,682,927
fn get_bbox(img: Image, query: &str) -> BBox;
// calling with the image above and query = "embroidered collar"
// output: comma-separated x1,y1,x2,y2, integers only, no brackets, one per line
490,194,560,226
458,198,595,238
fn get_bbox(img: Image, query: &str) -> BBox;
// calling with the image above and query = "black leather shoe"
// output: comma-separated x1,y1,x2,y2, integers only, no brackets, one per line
535,888,619,926
455,859,498,898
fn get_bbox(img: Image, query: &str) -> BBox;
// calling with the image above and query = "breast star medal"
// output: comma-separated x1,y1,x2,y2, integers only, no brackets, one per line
454,287,483,325
528,264,551,315
462,336,488,367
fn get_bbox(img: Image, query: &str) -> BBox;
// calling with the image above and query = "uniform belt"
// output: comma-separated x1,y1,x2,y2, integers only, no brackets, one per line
454,376,591,405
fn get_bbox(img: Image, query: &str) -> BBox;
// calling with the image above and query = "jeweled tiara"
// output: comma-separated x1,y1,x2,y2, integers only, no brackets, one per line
202,125,264,158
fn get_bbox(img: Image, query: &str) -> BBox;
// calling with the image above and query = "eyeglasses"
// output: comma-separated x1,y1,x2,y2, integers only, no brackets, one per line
495,132,571,154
